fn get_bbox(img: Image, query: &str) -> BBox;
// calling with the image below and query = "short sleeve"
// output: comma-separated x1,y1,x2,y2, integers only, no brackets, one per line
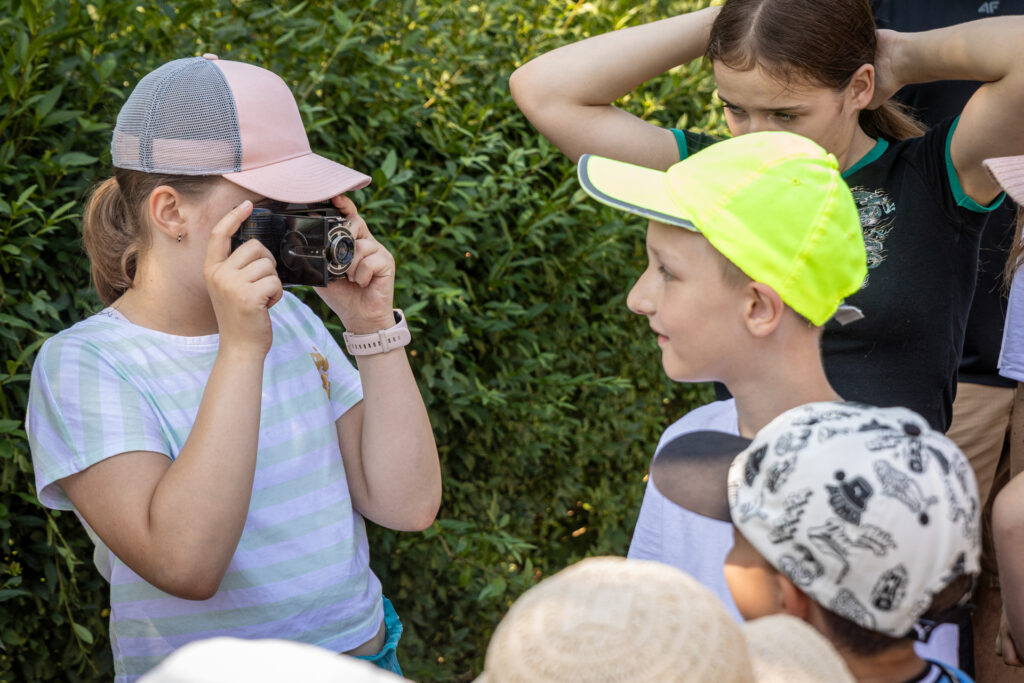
670,129,723,162
27,334,169,510
999,270,1024,383
318,322,364,420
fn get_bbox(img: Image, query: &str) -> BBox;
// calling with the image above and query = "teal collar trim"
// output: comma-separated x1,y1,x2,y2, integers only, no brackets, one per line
842,137,888,178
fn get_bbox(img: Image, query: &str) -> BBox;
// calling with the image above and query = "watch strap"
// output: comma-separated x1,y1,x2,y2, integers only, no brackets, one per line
343,309,411,356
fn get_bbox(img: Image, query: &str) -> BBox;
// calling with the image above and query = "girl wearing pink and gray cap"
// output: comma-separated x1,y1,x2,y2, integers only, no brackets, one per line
25,55,440,681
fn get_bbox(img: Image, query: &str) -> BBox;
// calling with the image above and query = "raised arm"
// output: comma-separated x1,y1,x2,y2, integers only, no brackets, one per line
509,7,720,169
59,201,283,601
874,17,1024,204
319,196,441,532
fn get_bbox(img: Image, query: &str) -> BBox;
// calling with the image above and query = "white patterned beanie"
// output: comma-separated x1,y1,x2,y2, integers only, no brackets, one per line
727,402,981,637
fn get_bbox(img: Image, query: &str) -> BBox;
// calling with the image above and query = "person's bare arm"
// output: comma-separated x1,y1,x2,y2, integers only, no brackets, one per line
873,18,1024,204
509,7,719,169
994,385,1024,665
318,196,441,531
60,201,283,600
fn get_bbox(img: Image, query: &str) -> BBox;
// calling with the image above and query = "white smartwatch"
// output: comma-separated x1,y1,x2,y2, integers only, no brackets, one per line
343,309,411,356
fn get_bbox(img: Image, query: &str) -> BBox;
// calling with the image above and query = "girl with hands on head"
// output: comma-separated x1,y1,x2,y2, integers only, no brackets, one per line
27,55,439,682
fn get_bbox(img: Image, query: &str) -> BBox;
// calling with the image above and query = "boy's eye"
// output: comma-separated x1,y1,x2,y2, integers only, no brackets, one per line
723,103,746,116
772,112,797,123
658,265,675,281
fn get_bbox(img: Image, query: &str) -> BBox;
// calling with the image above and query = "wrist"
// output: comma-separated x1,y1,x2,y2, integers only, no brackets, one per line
343,309,411,356
341,312,401,335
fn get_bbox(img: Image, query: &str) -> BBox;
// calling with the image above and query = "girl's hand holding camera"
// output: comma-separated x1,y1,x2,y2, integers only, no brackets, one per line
314,195,396,334
204,199,283,356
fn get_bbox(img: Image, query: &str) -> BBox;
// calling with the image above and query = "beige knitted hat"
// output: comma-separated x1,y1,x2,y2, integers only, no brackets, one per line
476,557,854,683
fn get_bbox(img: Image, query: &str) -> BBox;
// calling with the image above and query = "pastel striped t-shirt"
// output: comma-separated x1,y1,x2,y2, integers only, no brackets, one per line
27,292,383,682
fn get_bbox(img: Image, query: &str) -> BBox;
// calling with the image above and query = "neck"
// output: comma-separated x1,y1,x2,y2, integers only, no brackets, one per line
836,125,878,173
723,335,838,438
839,642,928,683
112,256,218,336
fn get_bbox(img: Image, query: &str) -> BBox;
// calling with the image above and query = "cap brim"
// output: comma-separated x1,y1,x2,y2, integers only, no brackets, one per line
983,155,1024,206
223,152,372,204
578,154,697,230
650,431,752,522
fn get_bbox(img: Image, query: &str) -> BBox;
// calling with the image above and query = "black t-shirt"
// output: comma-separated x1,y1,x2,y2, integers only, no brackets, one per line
870,0,1024,387
680,119,997,431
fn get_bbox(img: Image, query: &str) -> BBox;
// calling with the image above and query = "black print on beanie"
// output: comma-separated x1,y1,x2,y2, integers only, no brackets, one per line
873,460,937,525
775,428,811,456
830,588,877,630
808,518,896,584
779,543,825,587
768,488,813,543
871,564,909,611
827,470,873,524
744,445,768,486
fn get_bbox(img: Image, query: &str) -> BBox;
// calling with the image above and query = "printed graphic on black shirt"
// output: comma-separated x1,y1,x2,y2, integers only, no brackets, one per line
850,186,896,289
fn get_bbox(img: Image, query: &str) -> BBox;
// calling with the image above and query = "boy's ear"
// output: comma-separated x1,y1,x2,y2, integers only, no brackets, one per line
743,282,786,337
776,573,813,622
148,185,188,241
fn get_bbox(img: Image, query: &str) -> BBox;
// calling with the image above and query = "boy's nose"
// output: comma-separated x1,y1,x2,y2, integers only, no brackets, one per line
626,274,654,316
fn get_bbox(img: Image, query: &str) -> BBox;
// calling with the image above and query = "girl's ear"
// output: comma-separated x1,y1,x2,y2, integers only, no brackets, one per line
148,185,188,242
847,63,875,111
743,281,786,337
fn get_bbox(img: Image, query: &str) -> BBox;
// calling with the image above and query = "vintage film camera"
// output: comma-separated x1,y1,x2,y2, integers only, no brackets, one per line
230,205,355,287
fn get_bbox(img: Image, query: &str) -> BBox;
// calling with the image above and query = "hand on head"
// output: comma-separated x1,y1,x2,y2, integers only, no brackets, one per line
203,199,283,354
315,195,397,334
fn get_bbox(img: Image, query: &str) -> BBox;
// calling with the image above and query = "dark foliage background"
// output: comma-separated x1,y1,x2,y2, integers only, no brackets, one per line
0,0,722,679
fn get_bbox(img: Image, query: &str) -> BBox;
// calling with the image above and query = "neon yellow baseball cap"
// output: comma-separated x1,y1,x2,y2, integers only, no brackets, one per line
577,132,867,326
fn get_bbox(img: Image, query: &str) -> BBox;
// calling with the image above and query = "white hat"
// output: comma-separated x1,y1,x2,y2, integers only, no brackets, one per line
476,556,854,682
651,402,981,638
138,637,407,683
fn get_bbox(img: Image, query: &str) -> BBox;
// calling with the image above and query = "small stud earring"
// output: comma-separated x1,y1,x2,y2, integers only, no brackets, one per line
177,232,182,243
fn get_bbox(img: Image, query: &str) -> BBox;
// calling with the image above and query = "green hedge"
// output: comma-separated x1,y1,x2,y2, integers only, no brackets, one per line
0,1,722,680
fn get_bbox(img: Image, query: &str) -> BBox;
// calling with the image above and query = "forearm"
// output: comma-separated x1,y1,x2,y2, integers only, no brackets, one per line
351,349,440,531
146,348,265,595
510,7,719,166
512,8,718,108
995,474,1024,645
890,17,1024,86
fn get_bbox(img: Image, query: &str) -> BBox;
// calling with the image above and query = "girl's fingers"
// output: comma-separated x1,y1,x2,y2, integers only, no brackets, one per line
224,238,277,270
238,256,278,283
348,247,393,289
204,200,253,270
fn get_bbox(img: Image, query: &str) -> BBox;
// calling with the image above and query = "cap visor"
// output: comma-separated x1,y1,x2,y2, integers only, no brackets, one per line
651,431,752,522
578,154,697,230
223,152,372,204
983,155,1024,206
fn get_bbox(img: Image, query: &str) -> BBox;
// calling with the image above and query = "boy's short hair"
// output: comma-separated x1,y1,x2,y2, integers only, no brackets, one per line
578,132,867,326
650,402,981,640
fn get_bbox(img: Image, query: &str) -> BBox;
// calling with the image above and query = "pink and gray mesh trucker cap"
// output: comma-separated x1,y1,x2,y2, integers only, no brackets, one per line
112,55,371,203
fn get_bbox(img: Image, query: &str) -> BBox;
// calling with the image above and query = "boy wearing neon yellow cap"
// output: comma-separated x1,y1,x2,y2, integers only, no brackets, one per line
578,130,867,617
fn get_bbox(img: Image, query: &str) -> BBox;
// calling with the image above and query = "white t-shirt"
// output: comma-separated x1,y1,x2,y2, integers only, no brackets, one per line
627,399,960,667
999,269,1024,382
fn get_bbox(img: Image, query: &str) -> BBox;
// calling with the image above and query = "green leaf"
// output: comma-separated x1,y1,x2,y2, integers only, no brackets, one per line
55,151,98,167
381,149,397,180
72,623,94,645
35,85,62,120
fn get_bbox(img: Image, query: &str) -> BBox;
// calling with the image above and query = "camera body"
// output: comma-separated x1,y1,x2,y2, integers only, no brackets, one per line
230,207,355,287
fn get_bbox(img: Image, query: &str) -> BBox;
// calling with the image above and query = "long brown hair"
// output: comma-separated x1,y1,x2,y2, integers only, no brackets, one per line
706,0,926,142
82,169,217,305
1004,206,1024,287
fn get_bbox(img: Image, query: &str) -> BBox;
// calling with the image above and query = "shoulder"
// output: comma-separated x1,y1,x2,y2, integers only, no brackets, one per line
656,399,737,452
33,311,129,378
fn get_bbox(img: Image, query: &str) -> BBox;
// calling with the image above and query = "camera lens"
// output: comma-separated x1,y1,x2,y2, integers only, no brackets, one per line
326,223,354,277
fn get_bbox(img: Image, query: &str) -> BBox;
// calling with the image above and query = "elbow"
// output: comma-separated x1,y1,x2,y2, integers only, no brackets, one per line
149,560,228,601
509,63,541,118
